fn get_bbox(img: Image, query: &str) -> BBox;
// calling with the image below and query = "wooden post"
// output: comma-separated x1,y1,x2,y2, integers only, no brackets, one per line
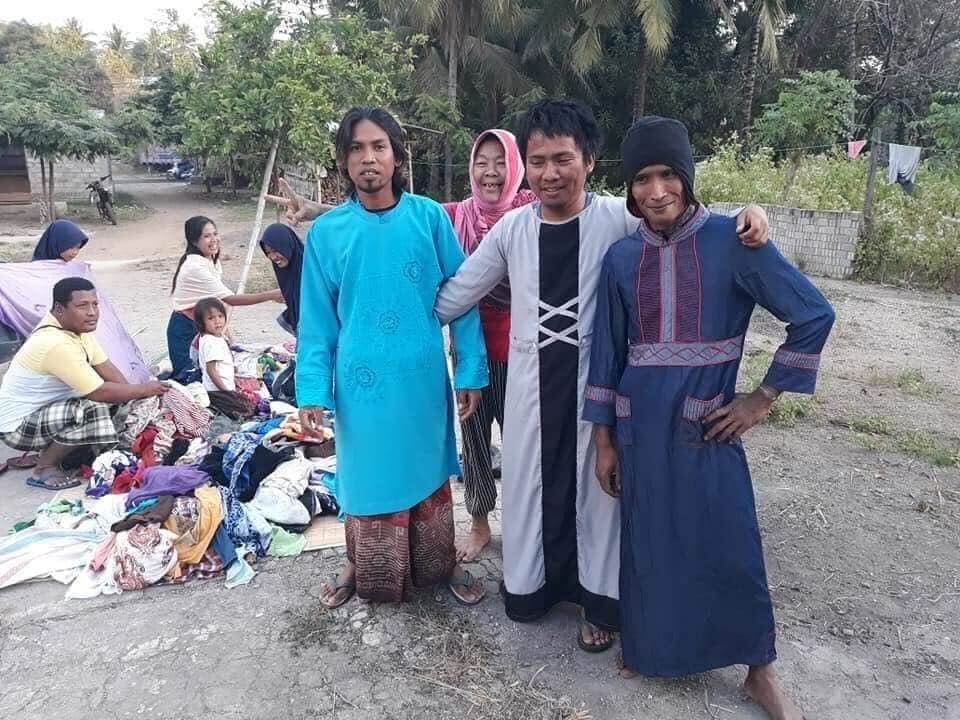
237,136,280,294
862,127,881,236
108,153,116,196
407,140,414,193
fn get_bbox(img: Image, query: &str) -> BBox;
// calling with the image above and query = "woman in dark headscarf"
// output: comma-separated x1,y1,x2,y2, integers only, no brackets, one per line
9,219,91,469
32,220,89,262
259,223,304,335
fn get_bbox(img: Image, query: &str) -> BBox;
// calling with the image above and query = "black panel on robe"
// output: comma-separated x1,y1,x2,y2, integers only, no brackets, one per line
537,219,582,604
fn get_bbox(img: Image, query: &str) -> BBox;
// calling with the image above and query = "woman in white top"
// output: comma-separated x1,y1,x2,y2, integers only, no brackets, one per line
167,216,281,380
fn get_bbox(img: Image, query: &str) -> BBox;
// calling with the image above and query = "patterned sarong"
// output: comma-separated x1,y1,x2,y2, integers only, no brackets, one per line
345,481,456,603
0,398,118,452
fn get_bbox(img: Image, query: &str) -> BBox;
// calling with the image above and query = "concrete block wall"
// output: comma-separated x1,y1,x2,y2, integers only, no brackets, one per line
26,154,111,202
710,202,861,279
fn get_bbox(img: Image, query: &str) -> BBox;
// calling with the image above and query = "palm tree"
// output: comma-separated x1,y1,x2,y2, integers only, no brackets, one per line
378,0,529,199
59,17,94,53
566,0,736,120
741,0,786,134
104,24,130,54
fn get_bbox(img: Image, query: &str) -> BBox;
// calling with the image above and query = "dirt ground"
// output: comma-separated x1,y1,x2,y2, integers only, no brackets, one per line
0,171,958,720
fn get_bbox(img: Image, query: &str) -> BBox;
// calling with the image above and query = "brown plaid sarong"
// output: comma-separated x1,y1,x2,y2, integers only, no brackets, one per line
345,481,457,603
0,398,118,452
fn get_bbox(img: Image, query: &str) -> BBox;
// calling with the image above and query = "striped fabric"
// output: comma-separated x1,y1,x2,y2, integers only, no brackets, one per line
0,397,118,452
345,481,456,602
0,527,102,590
459,359,507,516
161,383,211,438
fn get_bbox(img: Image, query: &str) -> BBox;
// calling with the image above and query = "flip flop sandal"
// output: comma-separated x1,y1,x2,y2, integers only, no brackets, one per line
8,453,39,469
577,609,614,654
25,469,82,491
449,568,485,606
319,575,356,609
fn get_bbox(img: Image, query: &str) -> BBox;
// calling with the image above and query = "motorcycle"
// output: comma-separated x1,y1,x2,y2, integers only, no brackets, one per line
86,175,117,225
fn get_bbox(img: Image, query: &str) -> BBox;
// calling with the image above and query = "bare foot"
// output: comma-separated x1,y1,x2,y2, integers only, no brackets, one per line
456,514,492,562
319,561,356,609
617,652,638,678
744,664,804,720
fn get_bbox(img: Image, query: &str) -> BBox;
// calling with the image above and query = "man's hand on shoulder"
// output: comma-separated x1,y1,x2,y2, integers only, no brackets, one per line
736,205,769,247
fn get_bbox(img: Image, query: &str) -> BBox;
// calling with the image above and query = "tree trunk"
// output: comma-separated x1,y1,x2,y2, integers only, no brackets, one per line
39,155,47,200
445,28,460,202
48,160,57,221
782,151,801,203
741,22,762,141
429,143,440,197
848,16,859,81
632,48,650,120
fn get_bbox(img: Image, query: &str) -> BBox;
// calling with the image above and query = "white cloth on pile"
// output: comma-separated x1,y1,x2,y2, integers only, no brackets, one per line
0,528,101,590
248,488,310,526
249,455,314,525
233,351,261,379
270,401,298,417
167,379,211,408
261,456,313,497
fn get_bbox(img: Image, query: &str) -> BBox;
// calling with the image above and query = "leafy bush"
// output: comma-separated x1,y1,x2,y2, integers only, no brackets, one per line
697,143,960,290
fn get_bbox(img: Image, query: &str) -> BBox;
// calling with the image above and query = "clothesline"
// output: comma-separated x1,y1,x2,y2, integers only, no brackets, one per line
409,138,927,169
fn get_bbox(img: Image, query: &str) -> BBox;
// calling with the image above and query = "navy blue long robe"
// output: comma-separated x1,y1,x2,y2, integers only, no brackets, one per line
583,206,835,676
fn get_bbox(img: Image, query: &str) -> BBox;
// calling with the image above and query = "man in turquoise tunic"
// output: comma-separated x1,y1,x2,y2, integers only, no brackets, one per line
297,107,489,608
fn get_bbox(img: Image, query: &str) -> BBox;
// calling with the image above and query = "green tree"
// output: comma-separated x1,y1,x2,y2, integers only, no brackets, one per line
0,20,45,63
132,10,199,76
565,0,735,119
176,3,414,192
57,18,94,53
104,24,130,53
741,0,786,134
0,45,118,219
377,0,528,199
753,70,858,200
926,92,960,157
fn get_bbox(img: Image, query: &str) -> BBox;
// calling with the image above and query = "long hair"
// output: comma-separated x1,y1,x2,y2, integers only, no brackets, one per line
516,98,603,164
171,216,218,293
334,106,408,198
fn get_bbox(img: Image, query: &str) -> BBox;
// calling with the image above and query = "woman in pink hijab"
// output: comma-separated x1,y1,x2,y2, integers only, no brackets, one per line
444,129,536,561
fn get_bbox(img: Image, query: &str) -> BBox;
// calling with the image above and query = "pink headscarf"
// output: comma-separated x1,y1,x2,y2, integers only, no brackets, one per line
453,129,535,255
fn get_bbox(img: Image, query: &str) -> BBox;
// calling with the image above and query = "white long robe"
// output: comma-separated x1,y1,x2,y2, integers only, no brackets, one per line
437,194,636,628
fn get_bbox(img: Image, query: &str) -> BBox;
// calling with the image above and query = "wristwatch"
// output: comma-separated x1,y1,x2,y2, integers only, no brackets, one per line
757,383,781,402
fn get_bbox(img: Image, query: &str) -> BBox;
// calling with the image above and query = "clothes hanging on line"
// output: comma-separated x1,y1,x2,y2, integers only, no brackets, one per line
887,143,922,193
847,140,867,159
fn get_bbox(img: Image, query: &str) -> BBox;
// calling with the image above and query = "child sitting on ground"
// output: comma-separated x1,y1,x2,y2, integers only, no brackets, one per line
194,297,256,420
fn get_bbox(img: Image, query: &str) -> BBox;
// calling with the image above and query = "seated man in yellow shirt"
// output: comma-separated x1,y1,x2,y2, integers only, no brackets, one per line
0,278,167,490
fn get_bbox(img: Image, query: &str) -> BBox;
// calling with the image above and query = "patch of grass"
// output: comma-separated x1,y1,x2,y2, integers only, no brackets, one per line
66,190,154,223
738,350,817,426
847,414,895,435
845,415,960,467
896,432,960,468
867,366,938,397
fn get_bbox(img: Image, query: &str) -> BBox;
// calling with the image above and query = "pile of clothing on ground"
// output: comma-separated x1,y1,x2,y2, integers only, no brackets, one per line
0,340,341,598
